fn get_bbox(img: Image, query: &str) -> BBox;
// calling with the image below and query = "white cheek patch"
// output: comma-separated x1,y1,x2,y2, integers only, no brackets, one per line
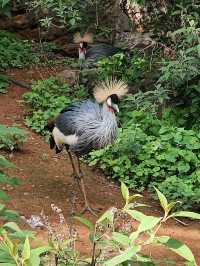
106,97,112,107
53,127,78,149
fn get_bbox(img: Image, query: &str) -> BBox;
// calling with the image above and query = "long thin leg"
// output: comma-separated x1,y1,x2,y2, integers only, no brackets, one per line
67,150,82,193
76,156,99,216
67,151,77,176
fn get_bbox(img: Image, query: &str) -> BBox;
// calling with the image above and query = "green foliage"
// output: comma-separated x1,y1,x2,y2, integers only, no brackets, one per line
0,30,39,70
0,155,20,213
0,124,27,151
0,74,10,93
27,0,100,30
0,222,49,266
97,52,148,84
73,183,200,265
87,110,200,209
0,0,11,16
158,22,200,128
24,77,88,135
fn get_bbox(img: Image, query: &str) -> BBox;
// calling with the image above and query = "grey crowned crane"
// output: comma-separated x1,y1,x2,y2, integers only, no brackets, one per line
48,80,128,215
73,32,123,65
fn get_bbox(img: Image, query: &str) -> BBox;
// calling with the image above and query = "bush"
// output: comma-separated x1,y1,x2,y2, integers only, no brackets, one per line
0,30,39,70
158,21,200,129
24,77,88,135
0,74,10,93
0,124,27,151
87,110,200,209
97,52,149,85
0,155,21,218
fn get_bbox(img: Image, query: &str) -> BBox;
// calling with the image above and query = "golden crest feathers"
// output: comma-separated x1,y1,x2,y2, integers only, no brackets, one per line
73,32,93,44
93,79,128,103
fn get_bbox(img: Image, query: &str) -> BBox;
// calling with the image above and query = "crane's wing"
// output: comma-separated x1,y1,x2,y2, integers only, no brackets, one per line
55,100,102,136
85,44,122,61
55,100,118,155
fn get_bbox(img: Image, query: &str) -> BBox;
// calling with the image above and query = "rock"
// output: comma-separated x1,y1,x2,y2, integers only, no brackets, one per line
57,69,80,86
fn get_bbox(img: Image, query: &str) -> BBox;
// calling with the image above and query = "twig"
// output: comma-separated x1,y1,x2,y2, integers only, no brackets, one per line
8,77,31,89
173,217,189,226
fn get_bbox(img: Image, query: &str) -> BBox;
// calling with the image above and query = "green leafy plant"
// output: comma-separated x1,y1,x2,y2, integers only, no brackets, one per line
0,74,10,93
0,30,39,70
97,52,148,85
26,0,100,30
73,183,200,265
87,110,200,209
0,155,21,214
158,21,200,129
24,77,88,135
0,124,27,151
0,222,49,265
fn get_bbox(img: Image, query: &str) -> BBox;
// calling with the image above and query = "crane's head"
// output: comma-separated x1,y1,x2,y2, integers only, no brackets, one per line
106,94,119,113
94,79,128,113
73,32,93,59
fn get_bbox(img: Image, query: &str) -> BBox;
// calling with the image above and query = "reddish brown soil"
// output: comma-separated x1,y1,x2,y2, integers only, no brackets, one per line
0,67,200,265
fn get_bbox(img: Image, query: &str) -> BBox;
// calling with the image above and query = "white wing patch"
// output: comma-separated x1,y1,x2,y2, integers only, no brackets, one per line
53,127,78,149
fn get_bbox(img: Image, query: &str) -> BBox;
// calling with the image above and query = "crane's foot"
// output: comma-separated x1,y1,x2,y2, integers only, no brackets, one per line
80,204,100,217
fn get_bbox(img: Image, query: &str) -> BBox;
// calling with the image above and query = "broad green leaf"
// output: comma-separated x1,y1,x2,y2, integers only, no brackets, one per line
3,210,19,221
121,182,129,202
74,216,94,231
138,216,162,233
97,208,115,224
170,211,200,220
3,222,21,233
156,236,196,264
125,210,147,222
129,231,139,243
154,187,168,212
0,156,15,168
128,194,143,203
112,232,130,246
0,173,21,186
22,237,30,262
0,190,10,201
136,254,154,263
0,203,6,212
29,246,51,266
104,247,139,266
167,201,180,213
11,230,35,241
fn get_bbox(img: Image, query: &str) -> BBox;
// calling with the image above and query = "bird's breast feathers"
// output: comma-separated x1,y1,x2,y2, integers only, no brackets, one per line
52,127,78,149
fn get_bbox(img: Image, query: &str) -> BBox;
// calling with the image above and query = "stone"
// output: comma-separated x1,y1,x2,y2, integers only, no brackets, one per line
57,69,80,86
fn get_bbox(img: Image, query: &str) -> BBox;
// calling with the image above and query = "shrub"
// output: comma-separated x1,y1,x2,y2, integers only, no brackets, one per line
24,77,88,135
97,52,149,85
0,30,39,70
74,183,200,265
158,21,200,129
0,155,20,220
0,124,27,151
0,74,10,93
87,110,200,209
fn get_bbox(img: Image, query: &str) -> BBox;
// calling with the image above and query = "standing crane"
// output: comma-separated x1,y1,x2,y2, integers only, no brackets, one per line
73,32,123,65
48,79,128,215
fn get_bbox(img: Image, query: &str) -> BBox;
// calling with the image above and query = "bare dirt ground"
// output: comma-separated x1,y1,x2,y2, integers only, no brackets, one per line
0,67,200,265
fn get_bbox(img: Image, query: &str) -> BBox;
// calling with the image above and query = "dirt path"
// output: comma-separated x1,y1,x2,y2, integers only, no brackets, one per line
0,67,200,265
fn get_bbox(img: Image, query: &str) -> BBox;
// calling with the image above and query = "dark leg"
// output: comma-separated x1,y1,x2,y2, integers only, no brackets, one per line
76,156,99,216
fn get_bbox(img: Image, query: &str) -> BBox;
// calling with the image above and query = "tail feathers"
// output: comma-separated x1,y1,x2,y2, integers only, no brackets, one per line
49,135,55,149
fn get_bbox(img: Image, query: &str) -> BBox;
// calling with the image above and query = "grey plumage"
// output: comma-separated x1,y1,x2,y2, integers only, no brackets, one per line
49,79,128,215
55,100,118,156
85,44,122,61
